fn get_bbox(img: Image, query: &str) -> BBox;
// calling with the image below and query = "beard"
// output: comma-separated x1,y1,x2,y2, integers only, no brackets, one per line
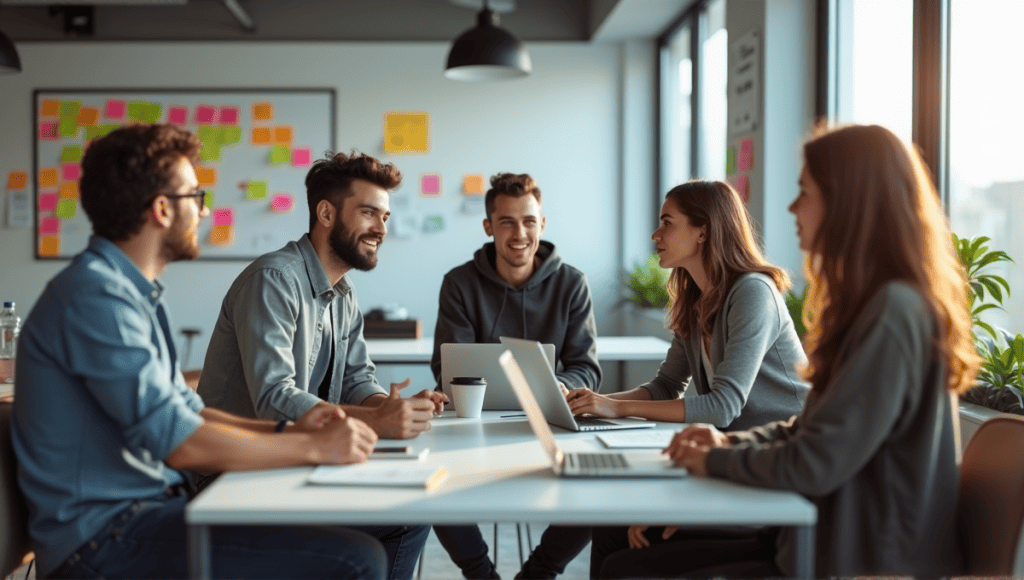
329,218,381,271
161,213,200,263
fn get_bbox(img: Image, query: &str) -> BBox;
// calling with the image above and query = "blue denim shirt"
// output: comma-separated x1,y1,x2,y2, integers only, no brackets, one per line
198,235,386,421
11,236,205,576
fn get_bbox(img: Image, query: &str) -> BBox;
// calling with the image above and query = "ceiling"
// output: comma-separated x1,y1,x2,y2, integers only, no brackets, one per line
0,0,694,42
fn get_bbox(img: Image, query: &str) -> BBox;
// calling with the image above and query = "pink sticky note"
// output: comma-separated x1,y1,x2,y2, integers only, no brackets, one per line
104,99,126,119
212,207,234,227
291,147,312,167
219,107,239,125
168,106,188,125
738,138,754,171
39,122,58,140
736,174,750,202
195,105,217,125
62,163,81,181
421,174,440,196
39,217,60,235
38,193,59,212
270,193,294,213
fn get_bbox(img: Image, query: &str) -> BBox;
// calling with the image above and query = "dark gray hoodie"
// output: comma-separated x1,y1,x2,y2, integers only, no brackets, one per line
430,240,602,390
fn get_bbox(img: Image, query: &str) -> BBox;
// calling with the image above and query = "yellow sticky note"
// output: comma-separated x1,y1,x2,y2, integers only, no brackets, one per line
59,181,79,199
252,102,273,121
209,225,234,245
251,127,271,145
39,236,60,257
195,167,217,186
39,168,60,187
383,112,429,154
463,174,484,195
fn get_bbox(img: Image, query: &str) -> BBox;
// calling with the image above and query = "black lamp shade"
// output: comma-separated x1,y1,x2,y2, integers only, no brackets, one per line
0,30,21,73
445,8,531,81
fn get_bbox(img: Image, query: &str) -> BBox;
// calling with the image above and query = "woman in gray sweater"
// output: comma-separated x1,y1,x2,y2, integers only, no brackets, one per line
596,124,981,578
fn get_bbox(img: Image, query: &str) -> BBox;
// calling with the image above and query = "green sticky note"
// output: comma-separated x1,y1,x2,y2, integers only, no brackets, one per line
223,126,242,145
86,126,105,140
200,142,222,162
58,118,79,138
204,191,215,209
726,146,736,174
58,101,81,119
247,181,268,200
197,126,219,144
269,145,290,165
61,145,84,163
55,199,77,219
127,102,148,121
423,215,444,232
101,123,120,137
146,103,163,122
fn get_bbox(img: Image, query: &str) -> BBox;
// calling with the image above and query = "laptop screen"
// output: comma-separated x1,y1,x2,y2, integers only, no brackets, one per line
498,350,564,469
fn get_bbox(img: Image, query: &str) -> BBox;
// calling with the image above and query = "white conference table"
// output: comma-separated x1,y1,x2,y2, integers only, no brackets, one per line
186,412,816,579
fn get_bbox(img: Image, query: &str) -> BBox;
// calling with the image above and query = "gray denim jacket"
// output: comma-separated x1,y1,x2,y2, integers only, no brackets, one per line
198,235,386,421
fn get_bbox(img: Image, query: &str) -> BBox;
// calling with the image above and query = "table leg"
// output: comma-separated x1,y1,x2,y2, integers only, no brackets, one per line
188,524,211,580
792,524,814,579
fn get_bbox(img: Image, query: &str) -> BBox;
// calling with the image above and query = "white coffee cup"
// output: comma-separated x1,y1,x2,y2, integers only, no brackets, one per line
450,377,487,418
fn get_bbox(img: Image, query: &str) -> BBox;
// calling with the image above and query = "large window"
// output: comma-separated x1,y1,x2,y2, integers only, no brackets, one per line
660,23,692,191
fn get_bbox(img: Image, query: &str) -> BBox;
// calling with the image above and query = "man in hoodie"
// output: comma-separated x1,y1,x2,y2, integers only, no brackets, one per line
430,173,599,580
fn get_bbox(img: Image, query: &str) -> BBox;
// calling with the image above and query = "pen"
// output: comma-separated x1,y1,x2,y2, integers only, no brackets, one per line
500,413,527,419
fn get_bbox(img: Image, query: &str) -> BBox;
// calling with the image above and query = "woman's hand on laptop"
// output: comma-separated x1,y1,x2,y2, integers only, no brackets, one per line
565,388,620,418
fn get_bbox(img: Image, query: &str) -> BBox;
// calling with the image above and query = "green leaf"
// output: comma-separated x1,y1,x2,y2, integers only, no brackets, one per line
979,278,1004,304
976,321,999,343
1014,335,1024,362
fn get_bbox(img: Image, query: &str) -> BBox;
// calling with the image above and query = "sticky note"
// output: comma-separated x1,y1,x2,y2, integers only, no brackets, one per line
39,236,60,257
269,145,290,164
204,191,215,209
59,181,79,199
224,126,242,145
420,174,440,196
384,112,429,154
39,122,58,140
127,102,149,122
195,105,216,125
736,174,750,202
55,199,77,219
62,163,81,181
104,99,126,119
58,118,79,138
195,167,217,186
219,107,239,125
292,147,312,167
200,143,222,162
38,193,58,211
213,207,234,227
209,226,233,245
40,100,60,116
168,106,188,125
77,107,99,127
6,171,27,190
58,101,81,119
148,104,163,122
273,126,293,144
39,168,59,187
270,193,294,213
738,138,754,171
726,146,736,175
461,196,486,215
39,217,60,235
61,146,84,163
252,102,273,121
463,174,484,195
423,215,444,232
247,181,268,200
251,128,271,145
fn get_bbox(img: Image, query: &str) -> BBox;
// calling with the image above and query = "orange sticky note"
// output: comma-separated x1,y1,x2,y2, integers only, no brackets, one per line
251,127,271,145
39,168,60,187
77,107,99,127
40,100,60,116
463,174,484,195
39,236,60,257
195,167,217,186
59,181,79,199
7,171,27,190
273,126,293,144
252,103,273,121
209,225,234,245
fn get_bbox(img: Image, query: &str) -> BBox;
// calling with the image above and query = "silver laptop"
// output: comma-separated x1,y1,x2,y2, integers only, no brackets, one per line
440,343,556,410
498,337,654,432
499,350,687,478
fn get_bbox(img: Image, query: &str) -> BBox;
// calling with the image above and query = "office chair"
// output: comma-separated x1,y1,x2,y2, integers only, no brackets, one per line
0,403,33,579
956,414,1024,576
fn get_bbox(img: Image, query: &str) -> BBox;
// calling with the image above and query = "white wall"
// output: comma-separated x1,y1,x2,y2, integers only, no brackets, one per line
0,42,631,381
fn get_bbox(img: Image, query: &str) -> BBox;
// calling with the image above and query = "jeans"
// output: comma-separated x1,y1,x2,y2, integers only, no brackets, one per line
47,493,429,580
349,524,431,580
516,525,591,579
590,525,782,579
433,524,499,579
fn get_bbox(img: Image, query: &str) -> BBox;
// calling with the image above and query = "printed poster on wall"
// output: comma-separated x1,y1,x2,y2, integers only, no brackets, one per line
33,88,335,260
728,29,760,136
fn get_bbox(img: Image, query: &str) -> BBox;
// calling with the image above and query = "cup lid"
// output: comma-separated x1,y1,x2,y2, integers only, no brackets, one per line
450,376,486,385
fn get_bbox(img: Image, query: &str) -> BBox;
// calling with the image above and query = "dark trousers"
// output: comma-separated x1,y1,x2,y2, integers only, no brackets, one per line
434,524,591,580
590,525,782,579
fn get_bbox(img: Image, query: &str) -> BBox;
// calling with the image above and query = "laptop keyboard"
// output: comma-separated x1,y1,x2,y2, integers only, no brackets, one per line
567,452,629,470
575,417,616,427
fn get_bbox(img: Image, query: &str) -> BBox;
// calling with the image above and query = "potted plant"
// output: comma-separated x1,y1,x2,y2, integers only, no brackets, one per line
621,254,670,310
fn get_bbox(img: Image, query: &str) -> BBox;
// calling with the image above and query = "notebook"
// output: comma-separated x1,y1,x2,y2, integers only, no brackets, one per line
307,464,448,490
498,337,654,432
440,342,556,410
499,350,687,478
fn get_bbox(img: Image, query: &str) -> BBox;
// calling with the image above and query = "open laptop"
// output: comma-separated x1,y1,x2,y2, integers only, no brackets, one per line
499,350,687,478
499,337,654,432
440,343,556,410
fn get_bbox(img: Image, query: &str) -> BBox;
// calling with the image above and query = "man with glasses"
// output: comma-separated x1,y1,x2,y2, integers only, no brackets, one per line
11,123,387,580
197,150,434,580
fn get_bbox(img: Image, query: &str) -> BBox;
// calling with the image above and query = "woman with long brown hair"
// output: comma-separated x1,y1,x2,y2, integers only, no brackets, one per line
593,124,980,579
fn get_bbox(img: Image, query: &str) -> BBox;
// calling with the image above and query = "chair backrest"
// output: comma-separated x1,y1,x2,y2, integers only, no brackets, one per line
0,403,32,578
957,414,1024,576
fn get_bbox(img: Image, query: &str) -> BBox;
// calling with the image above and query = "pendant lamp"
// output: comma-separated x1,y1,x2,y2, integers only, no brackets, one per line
0,29,22,73
444,1,531,81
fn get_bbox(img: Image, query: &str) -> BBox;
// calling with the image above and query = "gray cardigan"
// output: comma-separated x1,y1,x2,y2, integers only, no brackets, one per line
639,272,809,430
706,282,962,578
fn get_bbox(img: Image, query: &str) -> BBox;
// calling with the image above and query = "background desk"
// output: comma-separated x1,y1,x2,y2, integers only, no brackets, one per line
187,412,816,579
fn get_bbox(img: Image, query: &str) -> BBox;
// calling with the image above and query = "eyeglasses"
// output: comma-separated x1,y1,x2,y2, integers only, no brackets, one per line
163,190,207,211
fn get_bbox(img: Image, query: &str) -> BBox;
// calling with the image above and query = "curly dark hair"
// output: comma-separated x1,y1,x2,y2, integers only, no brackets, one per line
484,173,542,220
304,150,403,231
80,123,201,241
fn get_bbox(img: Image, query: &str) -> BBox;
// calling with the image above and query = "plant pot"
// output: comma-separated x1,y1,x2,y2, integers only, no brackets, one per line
958,400,1013,451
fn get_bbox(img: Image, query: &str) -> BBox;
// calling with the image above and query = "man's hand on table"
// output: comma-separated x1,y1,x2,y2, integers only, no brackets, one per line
366,378,437,439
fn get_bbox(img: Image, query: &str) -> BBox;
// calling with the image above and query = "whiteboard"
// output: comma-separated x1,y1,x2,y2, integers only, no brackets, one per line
33,88,335,260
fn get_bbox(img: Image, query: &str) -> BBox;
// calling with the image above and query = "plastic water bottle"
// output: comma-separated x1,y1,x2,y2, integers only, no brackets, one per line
0,302,21,384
